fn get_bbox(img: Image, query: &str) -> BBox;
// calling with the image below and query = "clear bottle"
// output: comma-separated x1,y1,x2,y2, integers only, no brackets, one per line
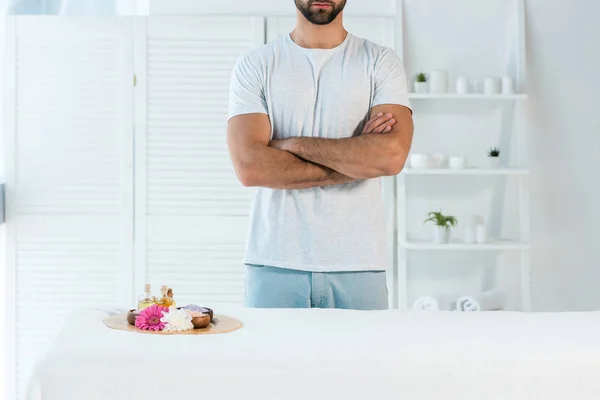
155,285,175,309
137,284,155,311
167,288,176,308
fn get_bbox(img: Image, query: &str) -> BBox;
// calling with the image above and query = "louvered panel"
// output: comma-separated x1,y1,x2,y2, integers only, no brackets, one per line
8,18,134,399
16,34,126,215
146,31,255,217
135,16,264,306
146,242,246,305
141,214,251,304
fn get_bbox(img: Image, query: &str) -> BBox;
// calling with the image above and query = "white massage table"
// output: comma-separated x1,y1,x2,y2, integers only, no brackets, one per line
26,306,600,400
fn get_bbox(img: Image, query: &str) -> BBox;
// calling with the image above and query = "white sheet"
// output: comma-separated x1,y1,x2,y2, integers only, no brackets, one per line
26,306,600,400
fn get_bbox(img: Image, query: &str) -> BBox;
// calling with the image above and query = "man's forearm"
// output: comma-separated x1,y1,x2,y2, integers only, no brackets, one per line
276,135,407,180
235,143,355,190
271,106,414,179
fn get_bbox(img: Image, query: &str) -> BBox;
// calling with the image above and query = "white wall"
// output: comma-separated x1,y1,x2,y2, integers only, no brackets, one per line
527,0,600,311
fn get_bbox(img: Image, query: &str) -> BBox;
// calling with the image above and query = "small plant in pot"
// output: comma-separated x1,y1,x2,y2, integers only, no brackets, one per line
414,72,429,94
424,210,458,244
487,147,501,168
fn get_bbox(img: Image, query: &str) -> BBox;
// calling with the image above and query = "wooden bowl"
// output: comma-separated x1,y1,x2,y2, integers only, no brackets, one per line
203,307,214,322
179,306,214,322
191,314,211,329
127,309,140,326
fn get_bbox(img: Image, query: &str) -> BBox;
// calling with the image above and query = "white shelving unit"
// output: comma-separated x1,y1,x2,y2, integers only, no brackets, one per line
396,0,531,312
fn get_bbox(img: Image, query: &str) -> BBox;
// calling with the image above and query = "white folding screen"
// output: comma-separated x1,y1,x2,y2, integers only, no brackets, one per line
5,17,135,397
133,16,264,306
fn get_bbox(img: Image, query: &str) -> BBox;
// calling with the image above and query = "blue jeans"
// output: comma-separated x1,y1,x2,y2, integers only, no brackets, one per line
244,264,389,310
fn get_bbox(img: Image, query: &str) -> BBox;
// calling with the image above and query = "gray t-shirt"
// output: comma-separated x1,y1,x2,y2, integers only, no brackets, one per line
228,32,411,272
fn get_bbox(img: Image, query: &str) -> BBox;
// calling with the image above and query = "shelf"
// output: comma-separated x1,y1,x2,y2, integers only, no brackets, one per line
403,168,529,176
408,93,528,100
403,240,530,251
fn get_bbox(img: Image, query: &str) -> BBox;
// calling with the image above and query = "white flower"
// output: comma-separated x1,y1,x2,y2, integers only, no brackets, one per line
160,306,194,332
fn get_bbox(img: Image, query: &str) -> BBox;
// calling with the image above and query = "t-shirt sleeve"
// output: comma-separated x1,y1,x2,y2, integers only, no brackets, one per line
372,48,412,112
227,54,268,120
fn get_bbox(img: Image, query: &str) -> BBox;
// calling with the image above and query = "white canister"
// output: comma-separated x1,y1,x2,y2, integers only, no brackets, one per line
484,77,500,95
449,156,467,169
456,76,469,94
502,77,515,94
476,224,488,244
430,70,448,94
464,224,476,244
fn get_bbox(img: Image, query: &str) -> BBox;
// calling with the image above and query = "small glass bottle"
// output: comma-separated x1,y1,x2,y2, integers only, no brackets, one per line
155,285,175,309
167,288,176,308
137,284,155,311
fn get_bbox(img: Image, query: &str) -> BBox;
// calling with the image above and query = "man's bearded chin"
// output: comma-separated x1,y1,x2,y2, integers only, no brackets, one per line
295,0,346,25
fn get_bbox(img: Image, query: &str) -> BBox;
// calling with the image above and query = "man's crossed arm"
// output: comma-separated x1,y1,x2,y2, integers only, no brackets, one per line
270,104,413,180
226,104,413,189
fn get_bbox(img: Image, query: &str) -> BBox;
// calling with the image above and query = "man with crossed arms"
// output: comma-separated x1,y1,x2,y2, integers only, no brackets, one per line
227,0,414,310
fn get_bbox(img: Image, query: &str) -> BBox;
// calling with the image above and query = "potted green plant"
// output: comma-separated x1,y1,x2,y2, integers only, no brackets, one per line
488,147,501,168
424,210,457,244
414,72,428,94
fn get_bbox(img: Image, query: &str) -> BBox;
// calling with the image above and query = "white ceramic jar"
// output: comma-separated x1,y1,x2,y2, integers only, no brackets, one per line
449,156,467,169
484,77,501,95
502,76,515,94
456,76,469,94
430,70,449,93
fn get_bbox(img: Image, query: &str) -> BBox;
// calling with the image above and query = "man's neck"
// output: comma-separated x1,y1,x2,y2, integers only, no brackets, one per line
290,13,347,49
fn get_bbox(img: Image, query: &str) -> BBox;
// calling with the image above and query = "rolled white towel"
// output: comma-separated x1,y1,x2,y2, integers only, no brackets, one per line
413,295,455,311
413,296,440,310
456,289,507,311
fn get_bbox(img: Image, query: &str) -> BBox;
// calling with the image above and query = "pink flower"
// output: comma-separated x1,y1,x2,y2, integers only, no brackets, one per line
135,304,168,331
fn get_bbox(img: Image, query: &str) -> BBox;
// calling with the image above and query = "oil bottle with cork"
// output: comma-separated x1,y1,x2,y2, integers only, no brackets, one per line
155,285,176,309
137,284,155,311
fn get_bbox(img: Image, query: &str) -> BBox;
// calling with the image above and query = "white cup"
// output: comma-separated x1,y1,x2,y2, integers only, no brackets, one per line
484,77,500,95
502,76,515,94
456,76,469,94
430,70,448,93
431,154,446,168
464,224,476,244
449,156,467,169
409,153,429,169
476,224,488,244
